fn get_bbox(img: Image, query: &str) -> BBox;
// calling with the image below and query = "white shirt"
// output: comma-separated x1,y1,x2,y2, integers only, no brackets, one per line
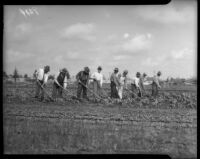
54,72,68,89
153,75,161,87
91,72,103,87
132,77,140,88
119,76,125,86
36,68,49,84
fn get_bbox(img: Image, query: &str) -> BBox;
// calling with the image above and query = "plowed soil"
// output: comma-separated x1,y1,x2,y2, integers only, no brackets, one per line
3,82,197,158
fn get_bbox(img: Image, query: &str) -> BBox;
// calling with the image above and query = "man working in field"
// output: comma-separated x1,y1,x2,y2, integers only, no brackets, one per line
117,70,128,100
90,66,103,101
152,71,162,98
52,68,70,101
139,73,147,96
76,67,90,101
110,68,120,99
34,65,50,101
131,72,142,98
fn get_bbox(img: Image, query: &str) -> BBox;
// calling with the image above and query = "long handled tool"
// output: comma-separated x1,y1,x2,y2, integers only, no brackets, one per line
78,80,106,102
54,81,74,98
138,86,143,97
124,87,141,98
90,80,113,102
36,80,54,101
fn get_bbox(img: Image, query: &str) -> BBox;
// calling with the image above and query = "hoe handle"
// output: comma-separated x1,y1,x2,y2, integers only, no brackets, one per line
78,80,103,100
36,80,54,101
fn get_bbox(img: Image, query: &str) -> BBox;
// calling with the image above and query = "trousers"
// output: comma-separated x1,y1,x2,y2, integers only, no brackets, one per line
35,80,46,100
52,82,63,99
77,81,87,99
131,84,141,98
152,83,158,97
110,81,119,98
93,80,101,98
117,85,123,99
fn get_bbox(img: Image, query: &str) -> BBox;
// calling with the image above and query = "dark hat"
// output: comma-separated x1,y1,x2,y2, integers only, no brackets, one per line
136,72,141,77
84,67,90,74
143,73,147,77
123,70,128,74
44,65,50,72
61,68,68,74
114,67,119,71
97,66,102,70
157,71,161,76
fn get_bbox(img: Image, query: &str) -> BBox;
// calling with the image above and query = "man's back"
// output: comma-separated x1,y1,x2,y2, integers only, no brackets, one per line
110,72,120,86
76,71,89,81
36,68,44,80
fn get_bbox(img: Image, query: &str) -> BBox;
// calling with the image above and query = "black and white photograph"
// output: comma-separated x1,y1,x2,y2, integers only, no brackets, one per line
3,1,197,158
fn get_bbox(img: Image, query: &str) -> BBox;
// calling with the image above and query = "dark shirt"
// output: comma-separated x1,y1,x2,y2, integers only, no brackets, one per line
110,72,120,86
76,71,89,82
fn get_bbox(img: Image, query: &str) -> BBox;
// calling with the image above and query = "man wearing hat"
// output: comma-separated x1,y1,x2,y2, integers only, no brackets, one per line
152,71,162,98
35,65,50,101
110,68,120,98
76,67,90,100
139,73,147,96
117,70,128,100
52,68,70,100
90,66,103,101
131,72,142,98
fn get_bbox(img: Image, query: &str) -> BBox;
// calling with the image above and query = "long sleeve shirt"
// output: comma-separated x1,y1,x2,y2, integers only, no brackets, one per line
35,68,49,84
54,72,68,89
139,77,146,90
76,71,89,84
152,75,161,87
110,72,120,86
119,76,128,88
91,72,103,87
132,77,140,88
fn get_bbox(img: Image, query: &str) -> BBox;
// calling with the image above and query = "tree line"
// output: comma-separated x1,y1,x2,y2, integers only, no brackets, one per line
3,68,55,82
3,67,196,84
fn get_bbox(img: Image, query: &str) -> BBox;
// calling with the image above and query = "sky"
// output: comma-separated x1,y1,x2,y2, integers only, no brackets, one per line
3,1,197,79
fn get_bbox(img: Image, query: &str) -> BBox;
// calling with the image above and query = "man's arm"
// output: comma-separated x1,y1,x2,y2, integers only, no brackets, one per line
154,77,161,88
54,72,59,85
135,78,140,88
86,74,90,86
113,75,120,87
100,74,103,87
43,73,49,85
35,69,40,79
63,76,67,89
124,77,128,89
140,78,144,90
90,72,95,79
76,71,81,81
66,71,70,80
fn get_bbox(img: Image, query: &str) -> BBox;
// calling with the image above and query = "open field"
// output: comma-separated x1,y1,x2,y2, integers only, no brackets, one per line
3,82,197,158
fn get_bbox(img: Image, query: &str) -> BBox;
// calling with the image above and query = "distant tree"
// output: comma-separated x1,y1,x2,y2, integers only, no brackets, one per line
13,68,19,82
24,74,28,78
